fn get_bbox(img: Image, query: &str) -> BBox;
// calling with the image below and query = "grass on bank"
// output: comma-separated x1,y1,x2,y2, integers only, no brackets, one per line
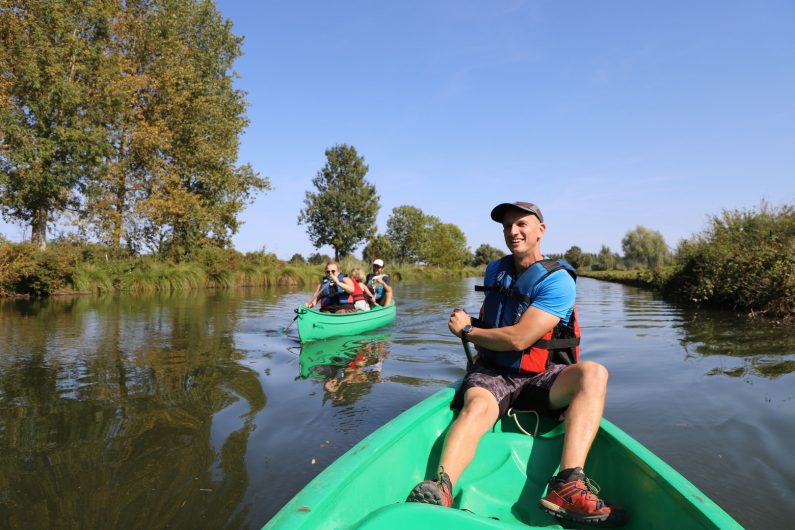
0,241,483,298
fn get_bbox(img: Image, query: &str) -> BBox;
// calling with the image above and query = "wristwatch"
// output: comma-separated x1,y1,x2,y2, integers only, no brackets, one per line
461,324,473,339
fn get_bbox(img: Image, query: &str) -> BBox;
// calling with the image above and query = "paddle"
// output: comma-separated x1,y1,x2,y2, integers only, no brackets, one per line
283,309,299,333
459,315,489,370
461,337,474,370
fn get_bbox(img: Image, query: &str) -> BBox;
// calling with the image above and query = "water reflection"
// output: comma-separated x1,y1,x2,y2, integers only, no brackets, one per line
0,293,265,529
587,278,795,379
296,334,391,406
676,309,795,378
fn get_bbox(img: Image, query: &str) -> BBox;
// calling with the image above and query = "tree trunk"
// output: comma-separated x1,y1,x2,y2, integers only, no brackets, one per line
31,206,48,250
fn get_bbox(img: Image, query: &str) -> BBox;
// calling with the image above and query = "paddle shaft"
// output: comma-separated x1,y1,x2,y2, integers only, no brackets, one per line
284,310,299,332
461,337,474,369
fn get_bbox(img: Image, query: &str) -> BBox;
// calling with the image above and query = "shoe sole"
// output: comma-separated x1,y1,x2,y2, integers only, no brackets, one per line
539,498,610,524
406,482,450,507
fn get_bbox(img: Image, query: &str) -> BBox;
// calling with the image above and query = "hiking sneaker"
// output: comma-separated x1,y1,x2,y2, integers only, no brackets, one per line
406,467,453,507
539,467,627,527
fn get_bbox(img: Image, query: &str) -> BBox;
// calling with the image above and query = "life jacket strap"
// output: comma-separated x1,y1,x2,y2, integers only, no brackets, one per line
474,285,533,304
533,337,580,349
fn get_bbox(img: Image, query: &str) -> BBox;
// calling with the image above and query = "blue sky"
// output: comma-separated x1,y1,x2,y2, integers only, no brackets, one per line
3,1,794,258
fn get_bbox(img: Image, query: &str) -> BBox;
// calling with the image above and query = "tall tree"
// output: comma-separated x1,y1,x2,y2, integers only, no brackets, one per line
0,1,115,249
1,0,268,254
621,225,670,268
75,0,159,250
93,0,267,256
385,205,438,263
298,144,379,260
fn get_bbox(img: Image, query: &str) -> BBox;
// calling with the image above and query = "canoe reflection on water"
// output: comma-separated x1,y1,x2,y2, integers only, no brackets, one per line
296,334,390,406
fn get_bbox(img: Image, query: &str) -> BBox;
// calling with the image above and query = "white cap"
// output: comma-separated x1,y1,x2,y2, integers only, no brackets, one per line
372,259,384,267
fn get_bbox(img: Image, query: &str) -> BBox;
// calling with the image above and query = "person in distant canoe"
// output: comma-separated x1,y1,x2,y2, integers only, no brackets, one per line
365,259,393,306
406,201,626,527
304,261,357,313
349,268,376,311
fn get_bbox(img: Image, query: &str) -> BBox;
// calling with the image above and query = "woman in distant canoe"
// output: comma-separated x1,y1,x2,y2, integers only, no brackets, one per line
304,261,357,313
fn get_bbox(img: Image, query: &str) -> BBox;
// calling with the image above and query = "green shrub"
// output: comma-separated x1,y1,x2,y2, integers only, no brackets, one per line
663,204,795,317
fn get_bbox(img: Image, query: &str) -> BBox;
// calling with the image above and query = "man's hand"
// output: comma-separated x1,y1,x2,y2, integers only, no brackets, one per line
448,309,472,338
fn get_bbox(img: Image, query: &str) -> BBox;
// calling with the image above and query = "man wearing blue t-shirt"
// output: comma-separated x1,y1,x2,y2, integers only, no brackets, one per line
407,201,626,527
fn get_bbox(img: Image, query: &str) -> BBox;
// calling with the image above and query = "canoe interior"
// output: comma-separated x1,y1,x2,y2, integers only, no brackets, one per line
264,386,740,530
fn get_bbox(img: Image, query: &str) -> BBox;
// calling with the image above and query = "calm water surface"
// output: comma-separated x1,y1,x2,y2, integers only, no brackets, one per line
1,278,794,529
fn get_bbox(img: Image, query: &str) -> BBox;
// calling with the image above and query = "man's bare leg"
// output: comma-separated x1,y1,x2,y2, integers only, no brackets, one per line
439,387,500,485
548,361,608,470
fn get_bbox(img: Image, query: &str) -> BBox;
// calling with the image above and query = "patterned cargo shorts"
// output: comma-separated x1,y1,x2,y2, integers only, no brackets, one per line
452,360,568,418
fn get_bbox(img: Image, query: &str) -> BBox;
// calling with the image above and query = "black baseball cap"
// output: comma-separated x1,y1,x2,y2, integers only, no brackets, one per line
490,201,544,223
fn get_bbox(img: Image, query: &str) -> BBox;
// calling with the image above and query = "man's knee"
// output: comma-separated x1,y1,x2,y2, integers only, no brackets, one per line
460,388,499,423
578,361,608,390
553,361,608,399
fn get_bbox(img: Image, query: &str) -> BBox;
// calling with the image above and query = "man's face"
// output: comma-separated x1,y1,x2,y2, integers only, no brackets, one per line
502,209,545,257
325,265,338,276
372,264,383,274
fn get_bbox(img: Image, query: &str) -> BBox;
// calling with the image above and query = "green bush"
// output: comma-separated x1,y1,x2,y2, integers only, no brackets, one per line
663,204,795,317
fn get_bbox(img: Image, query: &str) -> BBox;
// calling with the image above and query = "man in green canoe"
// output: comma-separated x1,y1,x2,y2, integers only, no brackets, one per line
407,201,626,527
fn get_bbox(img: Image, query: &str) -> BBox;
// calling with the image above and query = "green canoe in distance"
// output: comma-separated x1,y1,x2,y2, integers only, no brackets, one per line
296,303,396,342
264,385,741,530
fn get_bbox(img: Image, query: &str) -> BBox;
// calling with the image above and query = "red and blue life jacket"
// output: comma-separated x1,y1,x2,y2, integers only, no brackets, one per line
474,257,581,374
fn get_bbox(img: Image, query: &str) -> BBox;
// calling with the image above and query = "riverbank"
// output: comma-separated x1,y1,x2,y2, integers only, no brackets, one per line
582,205,794,321
579,265,794,323
577,269,665,289
0,241,483,297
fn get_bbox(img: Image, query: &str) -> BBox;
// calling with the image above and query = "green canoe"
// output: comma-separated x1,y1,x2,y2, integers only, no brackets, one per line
296,303,396,342
264,385,741,530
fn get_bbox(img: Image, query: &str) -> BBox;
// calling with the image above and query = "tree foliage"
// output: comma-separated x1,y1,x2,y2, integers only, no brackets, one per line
288,253,305,264
362,234,394,264
421,221,471,268
0,0,268,254
621,225,670,268
0,1,116,249
307,252,331,265
663,203,795,316
594,244,621,270
298,144,379,260
563,245,586,269
385,205,438,263
472,243,504,266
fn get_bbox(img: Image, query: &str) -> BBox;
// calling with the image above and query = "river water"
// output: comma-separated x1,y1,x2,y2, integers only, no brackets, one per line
1,278,793,529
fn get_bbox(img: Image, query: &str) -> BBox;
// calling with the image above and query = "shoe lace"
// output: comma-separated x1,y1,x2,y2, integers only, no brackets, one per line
583,476,601,496
437,466,451,490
